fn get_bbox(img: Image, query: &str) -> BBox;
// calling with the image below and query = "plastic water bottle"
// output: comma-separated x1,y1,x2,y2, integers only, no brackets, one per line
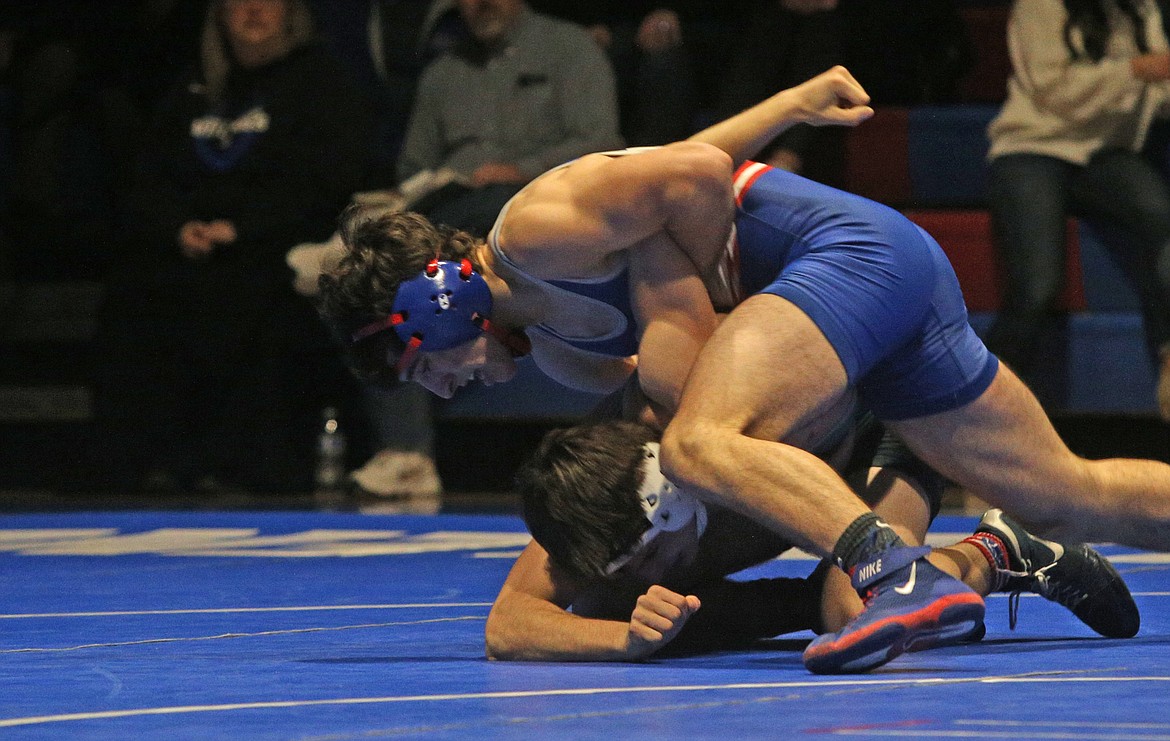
315,406,347,492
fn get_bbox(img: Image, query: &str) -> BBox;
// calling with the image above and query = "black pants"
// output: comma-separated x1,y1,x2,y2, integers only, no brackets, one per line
986,150,1170,376
90,249,360,491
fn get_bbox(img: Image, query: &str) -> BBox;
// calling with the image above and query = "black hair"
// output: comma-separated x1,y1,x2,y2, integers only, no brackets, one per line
1063,0,1148,62
515,420,660,580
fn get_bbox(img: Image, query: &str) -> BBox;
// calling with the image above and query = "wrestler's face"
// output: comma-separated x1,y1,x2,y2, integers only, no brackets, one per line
398,334,518,399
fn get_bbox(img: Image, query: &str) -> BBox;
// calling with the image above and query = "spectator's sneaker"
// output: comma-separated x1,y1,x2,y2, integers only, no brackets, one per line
802,546,985,674
975,509,1139,638
348,449,442,500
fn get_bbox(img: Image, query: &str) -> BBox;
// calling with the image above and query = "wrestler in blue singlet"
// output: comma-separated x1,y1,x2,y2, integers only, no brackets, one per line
490,153,997,422
488,175,640,360
730,161,998,420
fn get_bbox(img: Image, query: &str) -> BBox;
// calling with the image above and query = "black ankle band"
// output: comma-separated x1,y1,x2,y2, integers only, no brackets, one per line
832,512,905,572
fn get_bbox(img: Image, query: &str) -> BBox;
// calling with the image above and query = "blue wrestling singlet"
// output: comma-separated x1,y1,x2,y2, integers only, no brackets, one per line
487,150,996,420
729,161,998,420
487,171,639,360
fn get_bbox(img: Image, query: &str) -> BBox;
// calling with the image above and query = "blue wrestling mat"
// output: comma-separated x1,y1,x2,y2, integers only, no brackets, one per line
2,511,1167,739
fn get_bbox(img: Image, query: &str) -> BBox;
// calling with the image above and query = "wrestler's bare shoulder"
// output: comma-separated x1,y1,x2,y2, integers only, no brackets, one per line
496,154,632,279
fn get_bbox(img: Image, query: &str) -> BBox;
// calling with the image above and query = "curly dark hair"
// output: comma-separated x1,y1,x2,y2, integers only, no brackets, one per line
516,420,660,581
317,205,482,384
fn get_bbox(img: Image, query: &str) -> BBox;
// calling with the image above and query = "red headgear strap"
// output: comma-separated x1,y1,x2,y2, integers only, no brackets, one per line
395,334,425,374
351,312,406,343
472,313,532,357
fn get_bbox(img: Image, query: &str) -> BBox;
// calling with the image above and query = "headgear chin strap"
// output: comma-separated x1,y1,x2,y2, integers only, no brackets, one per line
604,442,708,575
351,258,526,373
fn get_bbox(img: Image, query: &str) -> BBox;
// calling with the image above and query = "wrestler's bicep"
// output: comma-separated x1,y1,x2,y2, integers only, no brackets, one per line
629,232,719,416
499,540,580,609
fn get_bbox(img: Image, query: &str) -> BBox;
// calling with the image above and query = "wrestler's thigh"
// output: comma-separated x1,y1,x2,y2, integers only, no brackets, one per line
673,294,850,441
884,363,1089,527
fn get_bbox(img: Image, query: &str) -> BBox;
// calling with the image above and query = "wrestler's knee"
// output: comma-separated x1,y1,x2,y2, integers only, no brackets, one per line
659,418,721,492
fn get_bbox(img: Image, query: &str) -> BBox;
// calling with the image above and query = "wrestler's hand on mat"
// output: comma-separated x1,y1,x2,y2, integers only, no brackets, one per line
625,585,701,658
786,65,874,128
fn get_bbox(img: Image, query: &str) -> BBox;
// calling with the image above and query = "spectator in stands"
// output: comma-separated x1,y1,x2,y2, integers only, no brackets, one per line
531,1,745,146
985,0,1170,419
307,0,465,501
91,0,372,493
291,0,621,500
348,0,618,500
309,0,464,189
716,0,843,184
396,0,622,238
0,1,209,279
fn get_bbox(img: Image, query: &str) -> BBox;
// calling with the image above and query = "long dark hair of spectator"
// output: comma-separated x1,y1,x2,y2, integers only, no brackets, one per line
1063,0,1149,61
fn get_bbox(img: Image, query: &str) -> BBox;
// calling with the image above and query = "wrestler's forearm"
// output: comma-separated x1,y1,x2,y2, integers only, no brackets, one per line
688,66,872,164
629,232,720,416
687,88,806,164
485,591,635,662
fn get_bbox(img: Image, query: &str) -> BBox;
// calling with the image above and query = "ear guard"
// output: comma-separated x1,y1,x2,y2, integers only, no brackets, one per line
352,258,528,374
603,442,708,575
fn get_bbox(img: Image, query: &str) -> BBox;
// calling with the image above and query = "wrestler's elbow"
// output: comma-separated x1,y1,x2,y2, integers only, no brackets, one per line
658,141,732,187
484,606,521,661
677,141,733,182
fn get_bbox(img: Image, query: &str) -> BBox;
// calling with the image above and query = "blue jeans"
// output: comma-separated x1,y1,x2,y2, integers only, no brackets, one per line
986,150,1170,374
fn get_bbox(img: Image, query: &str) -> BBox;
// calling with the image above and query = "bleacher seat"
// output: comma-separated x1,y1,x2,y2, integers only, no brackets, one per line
967,311,1156,413
1078,222,1143,312
907,105,998,206
904,209,1085,312
1064,313,1155,412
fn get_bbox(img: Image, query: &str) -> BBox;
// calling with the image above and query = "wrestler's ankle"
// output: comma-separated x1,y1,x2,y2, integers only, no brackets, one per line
928,545,992,596
831,512,906,573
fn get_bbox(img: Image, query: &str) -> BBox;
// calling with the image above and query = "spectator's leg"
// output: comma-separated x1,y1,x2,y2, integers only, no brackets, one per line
985,154,1074,377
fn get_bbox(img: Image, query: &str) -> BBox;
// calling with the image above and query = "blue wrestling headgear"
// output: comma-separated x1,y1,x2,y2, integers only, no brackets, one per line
351,258,528,373
604,442,708,575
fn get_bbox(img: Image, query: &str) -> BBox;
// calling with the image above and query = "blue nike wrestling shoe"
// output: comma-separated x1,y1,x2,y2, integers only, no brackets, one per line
975,509,1139,638
802,546,985,674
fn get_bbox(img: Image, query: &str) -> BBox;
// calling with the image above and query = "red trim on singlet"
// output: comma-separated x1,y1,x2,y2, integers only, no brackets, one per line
732,161,770,207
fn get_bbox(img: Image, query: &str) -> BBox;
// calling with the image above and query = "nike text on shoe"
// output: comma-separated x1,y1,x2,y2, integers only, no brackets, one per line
975,509,1139,638
802,546,985,674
